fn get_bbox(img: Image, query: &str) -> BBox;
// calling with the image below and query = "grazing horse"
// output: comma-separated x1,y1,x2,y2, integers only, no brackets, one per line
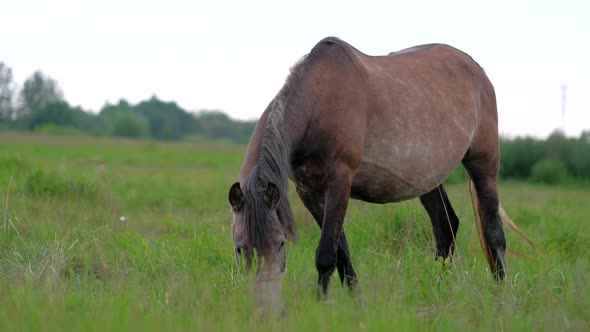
228,37,529,306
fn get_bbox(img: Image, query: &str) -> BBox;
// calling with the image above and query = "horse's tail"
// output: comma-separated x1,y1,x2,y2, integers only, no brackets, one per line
468,180,535,274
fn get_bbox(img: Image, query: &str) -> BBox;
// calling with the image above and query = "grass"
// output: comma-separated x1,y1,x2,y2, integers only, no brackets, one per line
0,131,588,331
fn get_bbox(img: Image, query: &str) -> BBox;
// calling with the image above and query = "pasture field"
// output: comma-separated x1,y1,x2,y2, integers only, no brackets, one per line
0,132,588,331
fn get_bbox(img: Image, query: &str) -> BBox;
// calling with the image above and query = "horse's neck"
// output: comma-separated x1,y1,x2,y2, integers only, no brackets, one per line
239,116,268,181
239,84,311,182
239,106,288,181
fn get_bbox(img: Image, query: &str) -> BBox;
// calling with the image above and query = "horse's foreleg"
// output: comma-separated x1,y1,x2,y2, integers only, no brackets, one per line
296,187,357,289
334,232,357,288
419,184,460,260
315,165,353,297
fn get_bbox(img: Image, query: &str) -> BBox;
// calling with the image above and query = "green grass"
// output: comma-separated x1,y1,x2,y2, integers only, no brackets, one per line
0,132,588,331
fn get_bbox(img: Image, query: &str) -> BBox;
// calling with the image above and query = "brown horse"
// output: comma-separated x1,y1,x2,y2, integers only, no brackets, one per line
228,37,528,306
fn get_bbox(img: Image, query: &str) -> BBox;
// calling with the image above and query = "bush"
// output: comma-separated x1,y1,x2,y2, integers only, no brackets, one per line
570,139,590,179
111,112,149,138
500,137,544,179
530,159,570,184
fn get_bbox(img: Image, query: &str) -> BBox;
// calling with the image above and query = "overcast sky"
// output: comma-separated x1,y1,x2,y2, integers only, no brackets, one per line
1,0,588,138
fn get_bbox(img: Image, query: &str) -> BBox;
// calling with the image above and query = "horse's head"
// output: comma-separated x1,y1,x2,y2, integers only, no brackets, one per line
228,181,286,310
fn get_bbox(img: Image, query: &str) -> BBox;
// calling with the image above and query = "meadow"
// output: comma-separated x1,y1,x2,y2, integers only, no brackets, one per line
0,132,588,331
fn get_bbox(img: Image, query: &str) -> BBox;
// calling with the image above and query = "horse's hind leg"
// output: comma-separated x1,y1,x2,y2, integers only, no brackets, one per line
419,184,460,260
463,149,507,279
296,186,357,289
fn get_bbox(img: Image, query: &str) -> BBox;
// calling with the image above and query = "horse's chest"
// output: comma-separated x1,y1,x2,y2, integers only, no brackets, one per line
291,163,329,192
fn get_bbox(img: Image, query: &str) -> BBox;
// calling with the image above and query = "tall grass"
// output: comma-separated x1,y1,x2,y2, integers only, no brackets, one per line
0,132,588,331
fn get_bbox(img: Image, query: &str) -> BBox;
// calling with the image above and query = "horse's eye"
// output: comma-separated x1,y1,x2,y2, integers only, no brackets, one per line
278,240,285,251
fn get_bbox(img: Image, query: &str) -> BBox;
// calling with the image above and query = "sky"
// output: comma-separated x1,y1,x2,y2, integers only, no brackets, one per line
1,0,588,138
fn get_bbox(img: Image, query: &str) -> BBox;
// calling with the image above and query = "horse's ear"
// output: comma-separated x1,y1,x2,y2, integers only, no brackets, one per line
264,182,280,209
228,182,244,212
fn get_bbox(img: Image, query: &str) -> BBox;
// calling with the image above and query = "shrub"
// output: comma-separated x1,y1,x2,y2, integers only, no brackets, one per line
111,112,149,138
530,159,570,184
500,137,544,179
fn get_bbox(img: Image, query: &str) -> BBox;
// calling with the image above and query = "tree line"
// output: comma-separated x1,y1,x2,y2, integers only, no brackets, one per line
500,131,590,184
1,61,589,184
0,62,256,143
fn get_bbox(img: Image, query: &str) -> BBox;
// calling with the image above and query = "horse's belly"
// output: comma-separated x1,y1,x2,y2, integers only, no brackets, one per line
350,132,471,203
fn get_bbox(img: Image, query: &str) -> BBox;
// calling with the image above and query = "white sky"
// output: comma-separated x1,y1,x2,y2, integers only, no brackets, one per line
1,0,588,138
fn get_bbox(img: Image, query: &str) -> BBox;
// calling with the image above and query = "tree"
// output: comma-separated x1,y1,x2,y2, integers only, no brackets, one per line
0,62,16,121
134,96,196,139
18,71,63,117
96,100,148,138
27,100,93,132
195,110,256,143
500,137,544,179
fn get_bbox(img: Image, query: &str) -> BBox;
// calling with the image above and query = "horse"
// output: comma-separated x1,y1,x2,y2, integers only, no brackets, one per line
228,37,530,307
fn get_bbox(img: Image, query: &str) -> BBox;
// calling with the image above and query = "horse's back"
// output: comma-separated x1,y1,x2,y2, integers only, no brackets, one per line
350,44,496,203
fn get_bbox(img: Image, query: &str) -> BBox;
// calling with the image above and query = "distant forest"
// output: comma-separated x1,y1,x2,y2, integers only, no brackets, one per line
0,63,256,143
1,62,589,184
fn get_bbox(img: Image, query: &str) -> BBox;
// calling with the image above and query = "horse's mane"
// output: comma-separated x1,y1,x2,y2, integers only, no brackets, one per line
240,59,307,254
